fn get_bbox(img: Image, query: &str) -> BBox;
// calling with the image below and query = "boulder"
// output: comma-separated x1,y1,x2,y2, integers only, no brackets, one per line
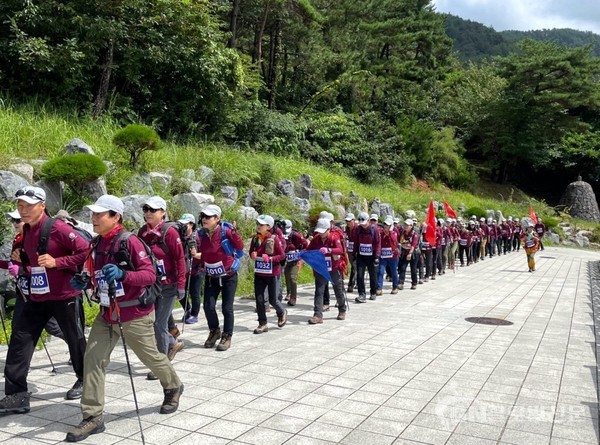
64,138,94,155
0,171,29,200
172,193,215,219
244,189,255,207
297,173,312,190
405,210,417,219
9,164,34,183
188,181,206,193
238,206,259,221
575,234,590,248
121,195,150,226
221,186,239,202
331,192,344,204
371,198,381,216
495,210,505,222
221,198,236,208
546,232,560,244
198,166,215,186
379,203,394,219
559,177,600,222
486,210,495,220
319,191,334,209
149,172,173,193
123,173,154,195
293,197,311,213
81,177,108,201
334,205,346,220
34,179,63,214
296,186,311,200
276,179,295,198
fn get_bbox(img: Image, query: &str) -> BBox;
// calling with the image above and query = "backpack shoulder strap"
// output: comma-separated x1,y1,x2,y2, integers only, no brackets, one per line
159,222,177,256
37,217,57,256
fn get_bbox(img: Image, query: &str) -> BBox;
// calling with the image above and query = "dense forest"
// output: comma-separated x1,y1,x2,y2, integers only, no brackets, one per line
445,14,600,62
0,0,599,203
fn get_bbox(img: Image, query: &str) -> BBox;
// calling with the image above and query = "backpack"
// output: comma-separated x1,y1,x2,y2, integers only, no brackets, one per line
199,222,244,272
139,221,186,257
93,231,163,308
38,217,95,255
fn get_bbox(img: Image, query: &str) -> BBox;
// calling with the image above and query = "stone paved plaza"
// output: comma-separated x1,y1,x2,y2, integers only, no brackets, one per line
0,246,599,445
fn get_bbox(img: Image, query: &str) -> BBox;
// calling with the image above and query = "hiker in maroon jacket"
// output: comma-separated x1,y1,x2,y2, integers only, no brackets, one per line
458,222,473,266
138,196,186,380
250,215,287,334
512,218,522,251
535,218,547,250
398,219,419,290
377,216,399,294
0,186,89,415
351,212,381,303
344,213,358,293
306,218,348,324
435,219,447,275
283,219,308,307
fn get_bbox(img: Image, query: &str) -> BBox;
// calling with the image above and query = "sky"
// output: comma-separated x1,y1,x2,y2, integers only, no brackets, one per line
432,0,600,34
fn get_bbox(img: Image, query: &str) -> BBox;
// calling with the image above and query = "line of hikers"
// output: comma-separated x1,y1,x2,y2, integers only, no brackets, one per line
0,187,546,441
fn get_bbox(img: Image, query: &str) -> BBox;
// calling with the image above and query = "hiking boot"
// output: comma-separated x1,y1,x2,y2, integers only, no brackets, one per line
369,294,377,301
355,295,367,303
418,280,424,284
254,324,268,334
147,372,158,380
216,333,232,351
277,309,288,328
308,316,323,324
66,379,84,400
160,384,184,414
0,392,30,414
337,311,346,321
431,276,436,280
65,415,105,442
323,304,330,311
347,286,354,293
375,289,383,296
391,288,399,294
204,328,221,348
424,277,429,283
167,339,184,361
169,326,180,339
287,296,297,306
284,295,290,302
410,284,417,290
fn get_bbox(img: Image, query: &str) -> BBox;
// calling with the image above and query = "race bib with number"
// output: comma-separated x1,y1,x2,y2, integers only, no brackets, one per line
421,242,430,248
254,259,273,274
286,251,299,262
346,241,354,253
441,237,447,246
30,266,50,295
94,270,125,307
18,276,30,296
205,261,226,277
381,247,393,259
536,228,543,233
459,239,467,246
156,259,166,280
325,257,332,271
525,239,536,248
359,243,373,256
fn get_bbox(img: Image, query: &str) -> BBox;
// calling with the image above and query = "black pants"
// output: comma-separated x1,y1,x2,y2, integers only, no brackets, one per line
347,255,357,289
512,235,520,251
4,296,86,394
314,271,346,318
459,245,471,265
398,251,418,285
204,273,237,335
12,291,66,342
356,255,377,298
422,250,433,278
254,275,285,326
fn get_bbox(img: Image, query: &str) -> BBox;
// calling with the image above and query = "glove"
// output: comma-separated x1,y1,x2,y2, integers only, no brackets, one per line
261,254,270,262
102,264,124,284
70,277,88,291
178,289,186,300
8,264,19,277
319,247,329,255
374,257,380,267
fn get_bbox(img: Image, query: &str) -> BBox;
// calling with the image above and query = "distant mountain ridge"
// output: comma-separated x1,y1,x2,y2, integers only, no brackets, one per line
444,14,600,62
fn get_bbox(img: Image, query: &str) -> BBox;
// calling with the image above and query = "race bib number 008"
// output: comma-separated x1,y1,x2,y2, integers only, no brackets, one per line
30,266,50,294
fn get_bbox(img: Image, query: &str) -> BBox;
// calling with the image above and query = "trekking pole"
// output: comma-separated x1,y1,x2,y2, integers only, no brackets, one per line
109,282,145,445
42,340,58,374
0,306,9,346
180,255,192,335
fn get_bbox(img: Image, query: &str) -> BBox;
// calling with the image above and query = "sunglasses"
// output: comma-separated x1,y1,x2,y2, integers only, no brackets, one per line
200,214,216,219
142,206,161,213
15,189,44,201
11,218,22,224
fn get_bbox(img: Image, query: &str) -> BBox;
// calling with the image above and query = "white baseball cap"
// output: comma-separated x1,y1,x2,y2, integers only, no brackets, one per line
144,196,167,210
314,218,330,233
15,186,46,204
404,219,414,226
319,211,334,222
384,216,394,226
87,195,125,215
357,212,369,224
178,213,196,224
370,213,379,221
201,204,222,217
345,212,355,221
7,210,20,219
256,214,275,227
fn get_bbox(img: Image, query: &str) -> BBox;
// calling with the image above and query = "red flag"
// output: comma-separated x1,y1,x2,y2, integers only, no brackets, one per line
443,201,457,219
529,206,538,224
425,200,437,245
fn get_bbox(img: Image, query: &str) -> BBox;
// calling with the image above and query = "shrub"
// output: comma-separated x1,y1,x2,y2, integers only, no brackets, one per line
465,206,487,219
113,124,161,168
42,153,107,184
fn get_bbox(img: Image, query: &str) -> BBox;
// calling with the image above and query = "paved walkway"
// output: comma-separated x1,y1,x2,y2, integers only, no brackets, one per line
1,246,599,445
